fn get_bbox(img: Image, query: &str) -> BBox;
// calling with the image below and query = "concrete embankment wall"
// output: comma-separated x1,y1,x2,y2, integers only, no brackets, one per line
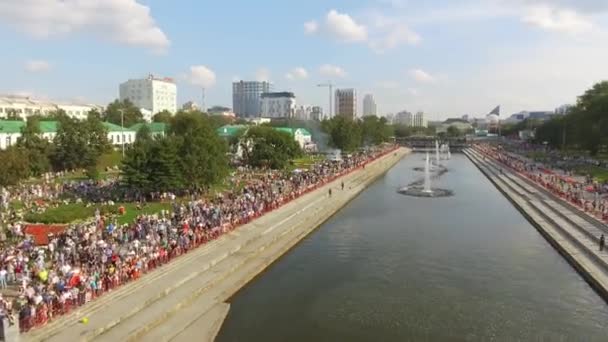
464,149,608,304
29,148,409,342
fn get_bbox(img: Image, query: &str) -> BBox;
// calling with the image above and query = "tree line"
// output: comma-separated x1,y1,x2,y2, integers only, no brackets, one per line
0,112,110,186
321,116,393,152
533,81,608,155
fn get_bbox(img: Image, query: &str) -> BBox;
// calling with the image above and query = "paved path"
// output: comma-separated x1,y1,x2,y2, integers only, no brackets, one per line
24,148,408,342
465,148,608,303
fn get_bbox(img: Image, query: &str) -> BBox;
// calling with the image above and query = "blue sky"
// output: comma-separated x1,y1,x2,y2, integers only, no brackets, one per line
1,0,608,119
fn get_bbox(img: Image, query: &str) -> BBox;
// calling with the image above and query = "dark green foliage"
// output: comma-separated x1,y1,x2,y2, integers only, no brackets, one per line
104,99,144,127
0,147,30,186
17,116,51,177
242,126,302,169
120,112,229,194
535,81,608,155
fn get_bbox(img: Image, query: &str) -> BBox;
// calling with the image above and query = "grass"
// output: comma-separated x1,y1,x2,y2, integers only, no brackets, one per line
24,201,172,225
289,155,324,171
573,165,608,183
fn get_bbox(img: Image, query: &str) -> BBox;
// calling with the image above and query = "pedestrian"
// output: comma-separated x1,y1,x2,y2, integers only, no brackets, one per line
0,268,6,289
341,182,345,190
328,188,332,197
600,234,605,252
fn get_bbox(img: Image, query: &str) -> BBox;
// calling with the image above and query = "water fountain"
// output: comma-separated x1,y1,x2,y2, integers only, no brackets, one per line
435,140,441,166
398,152,453,198
423,153,432,194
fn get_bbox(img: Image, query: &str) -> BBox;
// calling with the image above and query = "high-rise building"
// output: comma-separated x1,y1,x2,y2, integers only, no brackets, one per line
232,81,272,118
260,92,296,119
294,105,313,121
311,106,323,121
119,74,177,119
413,111,428,128
363,94,377,117
395,111,412,126
335,88,357,120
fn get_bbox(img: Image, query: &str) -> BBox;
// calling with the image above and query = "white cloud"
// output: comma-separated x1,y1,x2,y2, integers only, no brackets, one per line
186,65,216,88
232,75,241,82
255,67,271,82
375,81,400,89
319,64,347,78
0,0,170,53
407,88,420,97
24,59,51,73
305,9,420,53
522,5,593,34
325,9,368,42
285,67,308,80
409,69,435,83
304,20,319,34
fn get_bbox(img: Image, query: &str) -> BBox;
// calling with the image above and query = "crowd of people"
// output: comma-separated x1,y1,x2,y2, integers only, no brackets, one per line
474,143,608,222
0,145,396,333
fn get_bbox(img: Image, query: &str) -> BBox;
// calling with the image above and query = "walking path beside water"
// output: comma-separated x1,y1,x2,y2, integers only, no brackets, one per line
22,148,409,342
465,148,608,303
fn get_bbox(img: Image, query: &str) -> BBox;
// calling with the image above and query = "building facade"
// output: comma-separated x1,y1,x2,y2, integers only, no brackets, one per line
335,88,357,120
294,105,313,121
260,92,296,119
395,111,413,126
311,106,324,121
362,94,377,117
232,81,272,118
119,75,177,117
413,111,428,128
0,95,102,120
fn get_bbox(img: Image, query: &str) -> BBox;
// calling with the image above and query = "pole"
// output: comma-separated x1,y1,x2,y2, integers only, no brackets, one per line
120,109,125,157
329,84,333,119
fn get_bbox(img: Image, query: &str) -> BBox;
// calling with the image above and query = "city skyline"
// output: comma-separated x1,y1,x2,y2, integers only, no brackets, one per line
1,0,608,119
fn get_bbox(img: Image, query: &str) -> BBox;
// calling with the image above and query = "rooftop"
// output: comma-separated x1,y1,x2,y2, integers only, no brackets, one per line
261,92,295,98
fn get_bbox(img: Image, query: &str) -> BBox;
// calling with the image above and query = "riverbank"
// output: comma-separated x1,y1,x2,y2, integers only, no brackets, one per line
24,147,409,342
464,148,608,304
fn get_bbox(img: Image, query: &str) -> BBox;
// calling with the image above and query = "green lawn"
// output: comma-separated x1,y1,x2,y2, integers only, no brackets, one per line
290,155,324,171
24,201,172,225
573,165,608,183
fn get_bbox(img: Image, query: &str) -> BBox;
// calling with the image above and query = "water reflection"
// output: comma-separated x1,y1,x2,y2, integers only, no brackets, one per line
217,154,608,342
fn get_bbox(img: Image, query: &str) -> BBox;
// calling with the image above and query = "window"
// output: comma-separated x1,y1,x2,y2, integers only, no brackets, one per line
6,136,11,147
117,134,121,143
110,135,113,143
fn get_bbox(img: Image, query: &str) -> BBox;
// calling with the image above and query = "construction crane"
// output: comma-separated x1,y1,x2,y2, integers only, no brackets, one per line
317,82,333,119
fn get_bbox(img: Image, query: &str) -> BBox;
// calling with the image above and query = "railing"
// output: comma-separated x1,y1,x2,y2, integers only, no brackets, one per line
17,146,402,333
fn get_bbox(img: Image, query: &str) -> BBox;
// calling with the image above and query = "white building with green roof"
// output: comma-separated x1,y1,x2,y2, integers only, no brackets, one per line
0,120,137,149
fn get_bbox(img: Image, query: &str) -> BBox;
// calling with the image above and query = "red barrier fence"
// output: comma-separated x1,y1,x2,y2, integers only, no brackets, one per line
18,146,401,333
474,146,608,224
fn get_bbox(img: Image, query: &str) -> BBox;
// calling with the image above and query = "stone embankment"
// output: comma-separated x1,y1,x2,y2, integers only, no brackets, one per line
24,147,409,342
464,148,608,304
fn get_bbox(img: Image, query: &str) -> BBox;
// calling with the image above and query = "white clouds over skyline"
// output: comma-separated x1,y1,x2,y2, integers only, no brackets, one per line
0,0,170,53
409,69,435,83
255,68,271,82
186,65,216,88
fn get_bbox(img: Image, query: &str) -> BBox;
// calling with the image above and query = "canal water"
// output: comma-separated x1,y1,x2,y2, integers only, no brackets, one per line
217,154,608,341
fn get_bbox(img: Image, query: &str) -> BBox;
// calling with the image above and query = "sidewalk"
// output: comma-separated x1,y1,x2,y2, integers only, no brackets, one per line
25,148,409,342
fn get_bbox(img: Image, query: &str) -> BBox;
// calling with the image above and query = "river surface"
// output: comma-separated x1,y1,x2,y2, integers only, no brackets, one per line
217,154,608,341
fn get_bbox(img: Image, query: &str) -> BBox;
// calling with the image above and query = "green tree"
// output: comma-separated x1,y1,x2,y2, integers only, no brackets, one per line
0,147,30,186
446,126,462,137
321,116,362,152
17,116,52,177
147,136,183,192
243,126,302,169
152,110,173,124
121,125,154,192
170,112,229,189
104,99,144,127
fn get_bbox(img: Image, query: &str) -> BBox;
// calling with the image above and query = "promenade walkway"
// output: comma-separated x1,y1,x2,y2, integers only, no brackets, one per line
464,148,608,303
23,148,408,342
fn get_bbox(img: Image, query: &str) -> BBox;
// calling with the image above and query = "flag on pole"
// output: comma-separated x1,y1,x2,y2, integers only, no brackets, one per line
489,106,500,116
